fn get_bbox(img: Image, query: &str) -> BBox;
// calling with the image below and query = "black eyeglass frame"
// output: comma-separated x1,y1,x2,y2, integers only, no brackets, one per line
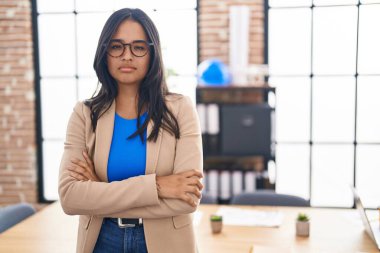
106,39,154,58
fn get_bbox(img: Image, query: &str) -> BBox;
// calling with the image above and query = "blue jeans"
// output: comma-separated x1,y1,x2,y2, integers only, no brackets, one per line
93,218,148,253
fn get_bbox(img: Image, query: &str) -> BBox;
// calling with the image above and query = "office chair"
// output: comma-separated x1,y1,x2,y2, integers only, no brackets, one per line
0,203,36,233
230,190,310,207
200,193,218,204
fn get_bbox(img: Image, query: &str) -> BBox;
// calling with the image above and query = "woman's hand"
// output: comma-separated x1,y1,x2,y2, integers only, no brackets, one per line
68,150,100,182
156,170,204,207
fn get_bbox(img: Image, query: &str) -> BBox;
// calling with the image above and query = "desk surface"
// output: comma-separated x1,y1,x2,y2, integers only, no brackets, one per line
0,202,378,253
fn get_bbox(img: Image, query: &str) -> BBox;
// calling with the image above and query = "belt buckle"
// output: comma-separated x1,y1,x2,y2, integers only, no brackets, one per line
117,218,142,228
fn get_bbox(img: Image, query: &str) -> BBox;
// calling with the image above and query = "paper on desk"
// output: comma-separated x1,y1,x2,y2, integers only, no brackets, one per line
216,207,283,227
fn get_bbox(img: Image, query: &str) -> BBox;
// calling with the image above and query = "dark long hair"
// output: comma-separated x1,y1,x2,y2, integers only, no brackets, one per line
84,8,180,143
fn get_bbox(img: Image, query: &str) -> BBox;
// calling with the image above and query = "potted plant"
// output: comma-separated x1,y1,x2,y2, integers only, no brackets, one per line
210,214,223,234
296,213,310,237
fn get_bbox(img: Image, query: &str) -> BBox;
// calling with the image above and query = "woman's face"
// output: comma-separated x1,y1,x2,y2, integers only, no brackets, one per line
107,19,150,88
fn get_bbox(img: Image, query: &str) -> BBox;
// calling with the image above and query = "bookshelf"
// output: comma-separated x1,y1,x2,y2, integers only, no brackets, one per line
196,85,276,203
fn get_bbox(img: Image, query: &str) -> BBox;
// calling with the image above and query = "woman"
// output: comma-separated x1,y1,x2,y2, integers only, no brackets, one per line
58,8,203,253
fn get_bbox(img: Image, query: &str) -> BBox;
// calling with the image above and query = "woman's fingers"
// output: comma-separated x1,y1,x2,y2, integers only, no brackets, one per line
69,171,88,181
181,193,196,207
179,174,203,199
156,174,202,207
181,170,203,179
198,180,204,191
71,158,88,169
71,157,93,175
82,151,94,169
185,185,202,198
69,154,99,182
68,165,85,174
81,152,96,177
188,177,204,190
68,166,91,180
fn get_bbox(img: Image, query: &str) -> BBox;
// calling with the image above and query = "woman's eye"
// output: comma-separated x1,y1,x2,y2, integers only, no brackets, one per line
111,45,122,49
134,46,145,51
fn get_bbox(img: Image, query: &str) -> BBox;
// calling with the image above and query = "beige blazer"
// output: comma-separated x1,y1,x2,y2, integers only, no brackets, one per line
58,94,203,253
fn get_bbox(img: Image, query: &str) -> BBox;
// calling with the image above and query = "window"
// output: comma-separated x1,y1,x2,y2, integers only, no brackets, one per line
32,0,198,201
267,0,380,208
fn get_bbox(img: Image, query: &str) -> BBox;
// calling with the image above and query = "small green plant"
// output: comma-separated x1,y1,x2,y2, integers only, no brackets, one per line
210,214,223,222
297,213,310,222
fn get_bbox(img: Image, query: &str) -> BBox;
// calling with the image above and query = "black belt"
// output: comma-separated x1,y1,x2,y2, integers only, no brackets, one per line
108,218,143,228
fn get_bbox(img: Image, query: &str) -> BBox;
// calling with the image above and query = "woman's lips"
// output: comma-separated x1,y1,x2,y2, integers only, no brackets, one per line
119,67,136,73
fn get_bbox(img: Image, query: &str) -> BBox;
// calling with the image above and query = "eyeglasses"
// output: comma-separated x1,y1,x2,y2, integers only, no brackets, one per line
107,40,153,58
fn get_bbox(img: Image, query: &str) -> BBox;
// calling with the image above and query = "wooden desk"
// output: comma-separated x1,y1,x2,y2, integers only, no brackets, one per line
197,205,378,253
0,202,378,253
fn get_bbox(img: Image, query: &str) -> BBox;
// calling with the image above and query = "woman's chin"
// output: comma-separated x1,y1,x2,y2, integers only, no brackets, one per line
116,78,142,86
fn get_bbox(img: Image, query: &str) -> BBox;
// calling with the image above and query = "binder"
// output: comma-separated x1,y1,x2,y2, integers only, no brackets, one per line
232,170,243,196
207,104,219,155
208,170,219,198
245,171,256,193
220,170,231,200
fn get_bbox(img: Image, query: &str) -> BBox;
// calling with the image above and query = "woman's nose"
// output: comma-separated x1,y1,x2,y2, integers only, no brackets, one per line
121,44,133,60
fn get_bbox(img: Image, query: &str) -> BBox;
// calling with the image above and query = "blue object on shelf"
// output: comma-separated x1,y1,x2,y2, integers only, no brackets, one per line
197,59,231,86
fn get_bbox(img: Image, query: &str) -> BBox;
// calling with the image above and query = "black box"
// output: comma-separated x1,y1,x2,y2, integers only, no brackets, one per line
220,104,272,156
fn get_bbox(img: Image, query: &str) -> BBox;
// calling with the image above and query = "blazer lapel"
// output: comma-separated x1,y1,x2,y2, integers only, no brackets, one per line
145,119,163,175
94,100,115,183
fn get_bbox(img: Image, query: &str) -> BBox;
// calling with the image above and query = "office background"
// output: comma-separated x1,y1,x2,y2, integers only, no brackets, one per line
0,0,379,211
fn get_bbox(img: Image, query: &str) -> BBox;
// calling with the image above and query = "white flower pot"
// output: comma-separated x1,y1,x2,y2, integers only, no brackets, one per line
296,221,310,237
210,221,223,234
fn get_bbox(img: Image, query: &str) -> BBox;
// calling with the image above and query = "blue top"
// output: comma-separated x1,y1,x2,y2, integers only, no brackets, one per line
107,112,148,182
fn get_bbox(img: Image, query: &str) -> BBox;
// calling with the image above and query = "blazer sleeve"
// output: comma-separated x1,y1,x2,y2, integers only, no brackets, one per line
58,102,160,216
100,95,204,219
